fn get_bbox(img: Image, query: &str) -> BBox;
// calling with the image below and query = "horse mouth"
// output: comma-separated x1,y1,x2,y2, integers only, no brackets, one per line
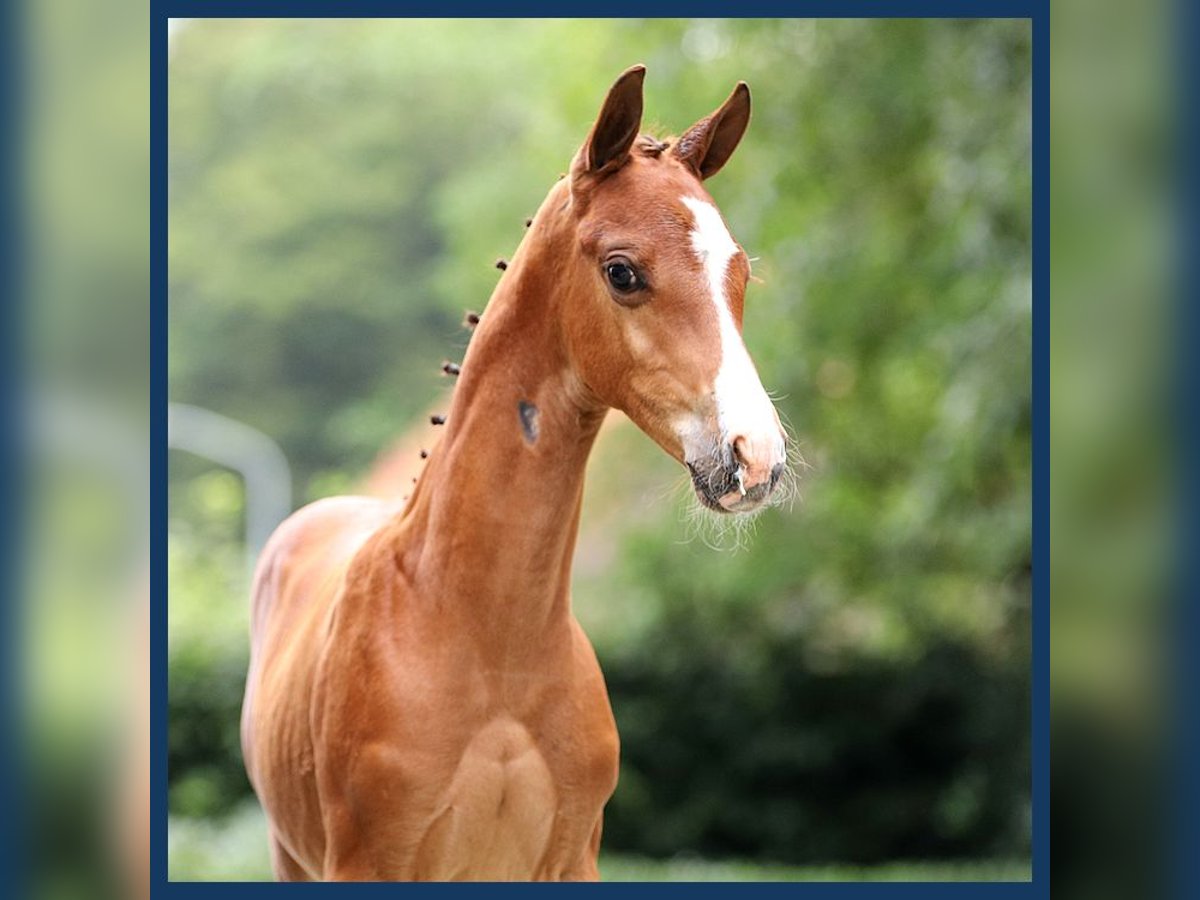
686,462,777,515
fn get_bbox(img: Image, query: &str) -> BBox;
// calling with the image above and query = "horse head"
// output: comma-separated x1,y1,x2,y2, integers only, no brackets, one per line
552,65,788,515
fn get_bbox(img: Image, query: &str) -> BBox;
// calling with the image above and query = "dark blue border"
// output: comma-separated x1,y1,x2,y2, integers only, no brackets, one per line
1175,0,1199,898
165,2,1037,16
152,5,169,893
1029,6,1047,893
153,6,1048,895
2,0,25,892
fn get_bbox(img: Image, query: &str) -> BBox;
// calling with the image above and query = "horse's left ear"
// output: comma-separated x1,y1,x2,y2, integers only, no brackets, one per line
575,65,646,177
672,82,751,180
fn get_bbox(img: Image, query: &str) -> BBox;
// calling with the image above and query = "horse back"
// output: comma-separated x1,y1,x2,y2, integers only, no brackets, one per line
247,496,394,652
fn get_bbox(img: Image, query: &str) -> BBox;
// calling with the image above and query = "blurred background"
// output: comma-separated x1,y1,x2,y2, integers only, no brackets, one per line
1049,1,1179,898
19,0,149,897
167,19,1032,881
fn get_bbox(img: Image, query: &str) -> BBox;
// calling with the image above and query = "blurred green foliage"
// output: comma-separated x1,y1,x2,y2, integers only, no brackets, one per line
169,18,1031,874
1049,2,1173,897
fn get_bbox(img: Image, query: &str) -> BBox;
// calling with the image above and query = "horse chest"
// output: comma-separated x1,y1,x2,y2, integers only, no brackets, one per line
339,709,615,880
422,674,621,869
317,633,619,880
412,716,561,879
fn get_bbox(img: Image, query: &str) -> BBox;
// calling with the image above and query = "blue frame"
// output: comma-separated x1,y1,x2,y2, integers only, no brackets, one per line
1175,3,1200,898
1,0,25,893
151,5,1049,894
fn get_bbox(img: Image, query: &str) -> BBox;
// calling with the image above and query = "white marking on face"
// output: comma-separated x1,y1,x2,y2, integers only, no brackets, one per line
679,196,784,482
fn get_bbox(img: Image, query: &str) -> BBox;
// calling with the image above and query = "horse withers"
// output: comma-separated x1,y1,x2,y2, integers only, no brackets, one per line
240,65,788,882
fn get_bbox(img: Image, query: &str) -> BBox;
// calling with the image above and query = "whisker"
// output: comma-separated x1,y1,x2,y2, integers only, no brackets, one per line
769,423,810,513
673,469,767,554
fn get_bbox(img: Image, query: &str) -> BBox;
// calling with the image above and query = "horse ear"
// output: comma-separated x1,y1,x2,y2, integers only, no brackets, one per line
672,82,751,180
576,65,646,176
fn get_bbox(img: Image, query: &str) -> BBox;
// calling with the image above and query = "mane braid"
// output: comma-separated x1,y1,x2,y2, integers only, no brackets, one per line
635,134,672,157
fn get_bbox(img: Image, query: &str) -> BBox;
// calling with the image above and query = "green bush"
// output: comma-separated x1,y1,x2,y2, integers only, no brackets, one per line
168,642,251,819
603,613,1029,864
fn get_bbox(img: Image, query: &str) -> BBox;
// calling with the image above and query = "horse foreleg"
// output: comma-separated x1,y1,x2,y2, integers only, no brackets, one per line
557,817,604,882
269,834,313,882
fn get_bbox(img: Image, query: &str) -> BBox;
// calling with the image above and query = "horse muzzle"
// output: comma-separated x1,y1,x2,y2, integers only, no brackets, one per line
686,436,786,515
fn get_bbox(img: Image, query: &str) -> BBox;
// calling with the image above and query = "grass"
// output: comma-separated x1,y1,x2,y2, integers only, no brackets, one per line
169,801,1031,883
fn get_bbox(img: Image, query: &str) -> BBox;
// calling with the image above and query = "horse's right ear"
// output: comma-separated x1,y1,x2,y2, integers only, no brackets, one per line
574,65,646,178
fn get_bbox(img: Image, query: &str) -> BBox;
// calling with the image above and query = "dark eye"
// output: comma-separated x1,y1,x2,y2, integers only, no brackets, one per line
604,260,641,294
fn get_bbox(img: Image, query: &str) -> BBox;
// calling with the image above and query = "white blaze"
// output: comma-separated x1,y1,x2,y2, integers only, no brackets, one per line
680,196,783,469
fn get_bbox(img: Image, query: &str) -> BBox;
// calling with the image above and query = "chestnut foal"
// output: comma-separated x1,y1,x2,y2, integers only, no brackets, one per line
240,66,787,882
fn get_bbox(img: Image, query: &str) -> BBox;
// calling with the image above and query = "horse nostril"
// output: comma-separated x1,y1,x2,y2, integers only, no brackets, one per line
769,462,784,489
730,436,754,472
721,440,740,474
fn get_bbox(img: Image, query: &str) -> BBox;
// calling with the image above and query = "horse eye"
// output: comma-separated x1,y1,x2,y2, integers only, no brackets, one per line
604,260,641,294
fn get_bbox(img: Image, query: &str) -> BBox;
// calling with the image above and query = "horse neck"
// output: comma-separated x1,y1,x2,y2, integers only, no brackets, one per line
393,195,605,636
